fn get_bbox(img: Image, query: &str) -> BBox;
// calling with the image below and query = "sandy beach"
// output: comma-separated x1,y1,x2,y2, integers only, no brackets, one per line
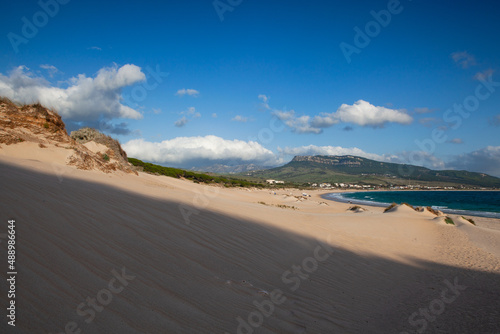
1,142,500,333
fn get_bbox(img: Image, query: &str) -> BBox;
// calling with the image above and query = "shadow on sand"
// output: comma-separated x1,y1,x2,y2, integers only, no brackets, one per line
0,161,499,334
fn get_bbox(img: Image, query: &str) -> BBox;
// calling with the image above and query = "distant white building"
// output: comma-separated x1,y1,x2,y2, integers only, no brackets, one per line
266,179,285,184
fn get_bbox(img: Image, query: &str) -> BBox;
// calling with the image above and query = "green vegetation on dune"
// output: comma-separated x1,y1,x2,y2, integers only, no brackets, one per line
384,203,398,213
128,158,266,188
461,216,476,226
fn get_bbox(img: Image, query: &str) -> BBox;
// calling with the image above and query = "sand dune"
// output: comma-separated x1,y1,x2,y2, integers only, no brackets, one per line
1,146,500,333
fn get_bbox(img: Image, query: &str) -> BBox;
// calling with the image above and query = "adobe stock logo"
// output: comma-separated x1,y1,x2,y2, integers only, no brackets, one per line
339,0,410,64
213,0,243,22
7,0,71,54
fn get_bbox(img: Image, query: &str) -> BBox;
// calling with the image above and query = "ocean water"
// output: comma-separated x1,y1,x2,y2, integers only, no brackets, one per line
324,191,500,218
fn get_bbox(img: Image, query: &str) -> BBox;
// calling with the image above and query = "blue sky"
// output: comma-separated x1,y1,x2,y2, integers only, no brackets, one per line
1,0,500,175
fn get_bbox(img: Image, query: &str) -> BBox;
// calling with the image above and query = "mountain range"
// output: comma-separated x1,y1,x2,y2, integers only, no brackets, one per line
245,155,500,188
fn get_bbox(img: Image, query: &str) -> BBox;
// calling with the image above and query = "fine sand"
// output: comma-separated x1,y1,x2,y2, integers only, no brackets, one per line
1,142,500,333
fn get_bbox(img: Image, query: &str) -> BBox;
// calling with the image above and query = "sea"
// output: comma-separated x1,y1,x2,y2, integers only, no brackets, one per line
323,190,500,218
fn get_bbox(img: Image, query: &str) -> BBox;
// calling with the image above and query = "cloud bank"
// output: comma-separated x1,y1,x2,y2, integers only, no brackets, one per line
123,135,279,167
447,146,500,177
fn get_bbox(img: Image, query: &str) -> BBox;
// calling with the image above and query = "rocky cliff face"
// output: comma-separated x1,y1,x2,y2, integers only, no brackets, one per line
0,97,69,145
70,127,129,166
0,97,136,174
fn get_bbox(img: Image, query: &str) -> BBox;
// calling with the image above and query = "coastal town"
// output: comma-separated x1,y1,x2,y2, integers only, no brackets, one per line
266,179,494,190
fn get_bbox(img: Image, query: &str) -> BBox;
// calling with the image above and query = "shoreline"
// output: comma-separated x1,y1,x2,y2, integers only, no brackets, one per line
320,190,500,219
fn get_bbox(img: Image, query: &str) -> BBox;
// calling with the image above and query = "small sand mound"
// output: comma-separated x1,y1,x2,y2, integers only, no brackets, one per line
457,216,476,226
347,205,366,213
433,216,455,226
384,203,421,214
384,203,442,217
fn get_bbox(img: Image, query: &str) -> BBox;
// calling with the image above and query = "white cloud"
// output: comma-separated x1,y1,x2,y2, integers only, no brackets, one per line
474,68,495,81
451,51,476,69
88,46,102,51
40,64,59,77
176,88,199,97
232,115,248,122
273,110,320,134
332,100,413,127
181,106,201,118
258,94,269,103
447,146,500,177
310,113,339,129
174,117,189,127
123,135,279,167
310,100,413,130
212,113,217,118
262,97,413,134
0,64,145,121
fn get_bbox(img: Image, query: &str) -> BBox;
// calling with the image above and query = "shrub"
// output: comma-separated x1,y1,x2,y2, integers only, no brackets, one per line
43,122,49,129
276,204,297,210
384,202,398,213
402,202,415,210
348,205,362,211
426,206,440,216
127,157,264,188
103,154,110,161
444,217,455,225
461,216,476,226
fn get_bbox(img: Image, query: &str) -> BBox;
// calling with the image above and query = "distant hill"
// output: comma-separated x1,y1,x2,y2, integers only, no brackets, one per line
248,155,500,188
192,163,271,174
